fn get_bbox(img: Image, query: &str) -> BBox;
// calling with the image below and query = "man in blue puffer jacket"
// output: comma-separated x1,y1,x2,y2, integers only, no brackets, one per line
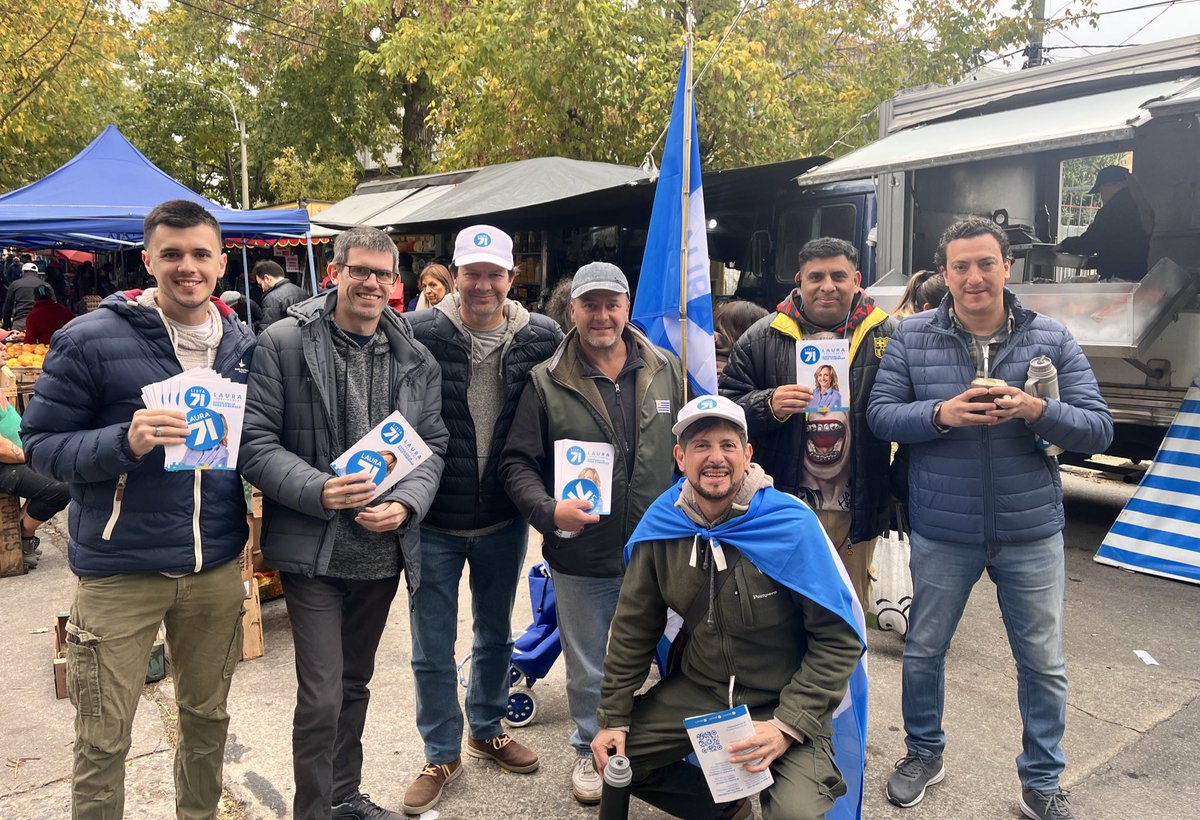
868,217,1112,820
21,200,255,820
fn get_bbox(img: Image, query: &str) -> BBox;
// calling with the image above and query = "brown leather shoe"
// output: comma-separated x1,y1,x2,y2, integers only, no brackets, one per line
465,733,540,773
401,759,461,815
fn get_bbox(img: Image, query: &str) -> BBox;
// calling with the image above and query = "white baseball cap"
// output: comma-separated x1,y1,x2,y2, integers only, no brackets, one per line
22,262,39,274
672,394,748,438
453,225,514,270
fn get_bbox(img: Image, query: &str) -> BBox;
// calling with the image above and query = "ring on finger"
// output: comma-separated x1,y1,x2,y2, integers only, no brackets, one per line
154,425,161,437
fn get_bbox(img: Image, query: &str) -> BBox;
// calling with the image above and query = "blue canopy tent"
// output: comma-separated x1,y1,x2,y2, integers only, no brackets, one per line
0,126,317,294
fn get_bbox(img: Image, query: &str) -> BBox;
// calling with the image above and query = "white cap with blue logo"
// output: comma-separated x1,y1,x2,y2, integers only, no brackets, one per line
453,224,514,270
672,394,748,438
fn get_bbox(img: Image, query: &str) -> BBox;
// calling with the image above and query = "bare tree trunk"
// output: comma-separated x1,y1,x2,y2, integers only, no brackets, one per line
399,71,433,176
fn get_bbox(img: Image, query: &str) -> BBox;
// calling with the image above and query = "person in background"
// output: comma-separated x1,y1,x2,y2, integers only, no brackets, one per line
713,299,769,374
23,285,77,344
219,290,263,329
255,259,308,329
395,252,418,312
1057,165,1151,282
541,276,575,333
0,391,70,569
406,263,453,312
3,262,46,331
891,270,948,321
96,263,118,297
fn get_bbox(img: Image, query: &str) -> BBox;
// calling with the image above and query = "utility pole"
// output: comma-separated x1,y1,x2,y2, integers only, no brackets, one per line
190,82,250,208
1024,0,1047,69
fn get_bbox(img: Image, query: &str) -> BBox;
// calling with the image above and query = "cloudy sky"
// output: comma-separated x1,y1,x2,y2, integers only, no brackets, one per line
1042,0,1200,55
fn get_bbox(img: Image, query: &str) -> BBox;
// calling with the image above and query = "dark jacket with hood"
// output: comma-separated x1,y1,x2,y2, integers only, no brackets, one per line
499,326,681,577
720,291,895,544
407,295,562,532
258,278,309,329
239,292,448,589
21,291,255,576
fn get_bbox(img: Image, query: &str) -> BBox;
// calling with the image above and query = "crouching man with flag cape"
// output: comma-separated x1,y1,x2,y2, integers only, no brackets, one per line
593,395,868,819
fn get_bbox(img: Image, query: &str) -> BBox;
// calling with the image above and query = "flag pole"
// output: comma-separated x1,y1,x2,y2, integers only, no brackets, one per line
678,16,695,404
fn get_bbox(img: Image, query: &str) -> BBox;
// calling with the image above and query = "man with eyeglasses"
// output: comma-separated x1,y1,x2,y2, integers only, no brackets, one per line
403,225,563,814
241,225,449,820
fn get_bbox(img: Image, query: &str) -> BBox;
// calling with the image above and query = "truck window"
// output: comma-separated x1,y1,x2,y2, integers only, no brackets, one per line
775,203,857,283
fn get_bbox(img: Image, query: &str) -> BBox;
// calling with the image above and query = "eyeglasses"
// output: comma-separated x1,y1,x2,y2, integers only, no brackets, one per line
340,264,398,285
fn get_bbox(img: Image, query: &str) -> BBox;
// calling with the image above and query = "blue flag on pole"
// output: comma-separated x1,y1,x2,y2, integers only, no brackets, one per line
632,49,718,396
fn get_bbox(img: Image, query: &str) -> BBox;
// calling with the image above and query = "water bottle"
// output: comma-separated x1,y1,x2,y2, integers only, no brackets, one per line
1025,356,1064,457
598,755,632,820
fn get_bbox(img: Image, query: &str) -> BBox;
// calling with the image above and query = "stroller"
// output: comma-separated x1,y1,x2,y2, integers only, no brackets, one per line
504,562,562,727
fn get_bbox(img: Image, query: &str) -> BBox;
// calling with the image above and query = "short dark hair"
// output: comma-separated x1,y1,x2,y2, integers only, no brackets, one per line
143,199,222,246
252,259,285,282
934,216,1010,270
332,226,398,271
678,417,748,449
797,237,858,271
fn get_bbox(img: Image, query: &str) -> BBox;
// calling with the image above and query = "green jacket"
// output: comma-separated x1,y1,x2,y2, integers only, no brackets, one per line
597,465,862,740
499,326,682,577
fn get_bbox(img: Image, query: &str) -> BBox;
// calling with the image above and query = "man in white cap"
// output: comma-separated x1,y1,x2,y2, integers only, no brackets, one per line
500,261,682,804
3,261,47,331
404,225,563,814
591,394,865,820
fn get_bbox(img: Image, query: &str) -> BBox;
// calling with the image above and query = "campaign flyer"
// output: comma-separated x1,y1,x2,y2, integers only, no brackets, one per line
795,338,851,414
142,369,247,471
683,704,774,802
330,411,433,502
553,439,616,516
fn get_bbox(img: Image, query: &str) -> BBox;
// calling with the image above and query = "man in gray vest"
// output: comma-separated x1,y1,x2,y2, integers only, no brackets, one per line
500,262,681,804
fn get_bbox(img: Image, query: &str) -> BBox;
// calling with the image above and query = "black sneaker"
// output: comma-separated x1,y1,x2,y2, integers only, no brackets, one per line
1021,788,1075,820
886,754,945,808
331,792,403,820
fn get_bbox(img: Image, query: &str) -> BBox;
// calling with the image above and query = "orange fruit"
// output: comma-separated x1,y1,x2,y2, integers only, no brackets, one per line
5,358,16,368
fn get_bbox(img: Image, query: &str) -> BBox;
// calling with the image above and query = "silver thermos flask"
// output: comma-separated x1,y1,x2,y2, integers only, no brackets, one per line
1025,356,1064,457
598,755,632,820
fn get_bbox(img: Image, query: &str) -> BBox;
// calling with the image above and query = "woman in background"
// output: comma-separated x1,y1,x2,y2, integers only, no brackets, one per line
406,264,453,312
713,299,768,373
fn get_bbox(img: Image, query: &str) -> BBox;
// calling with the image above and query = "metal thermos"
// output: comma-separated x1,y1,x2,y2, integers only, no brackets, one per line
598,755,632,820
1025,356,1064,457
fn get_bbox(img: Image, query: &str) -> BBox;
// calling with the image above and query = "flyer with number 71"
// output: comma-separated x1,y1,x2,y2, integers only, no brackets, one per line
330,411,433,502
795,338,850,414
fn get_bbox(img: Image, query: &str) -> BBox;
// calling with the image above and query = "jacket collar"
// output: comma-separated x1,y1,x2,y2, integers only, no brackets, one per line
931,289,1035,333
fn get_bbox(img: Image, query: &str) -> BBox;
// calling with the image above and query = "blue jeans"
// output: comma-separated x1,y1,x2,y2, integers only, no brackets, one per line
548,569,624,757
902,530,1068,793
409,519,528,764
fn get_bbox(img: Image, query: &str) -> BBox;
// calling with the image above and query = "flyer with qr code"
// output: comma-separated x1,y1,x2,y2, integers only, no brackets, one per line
553,439,615,516
683,704,774,802
141,369,247,471
330,411,433,502
795,338,851,414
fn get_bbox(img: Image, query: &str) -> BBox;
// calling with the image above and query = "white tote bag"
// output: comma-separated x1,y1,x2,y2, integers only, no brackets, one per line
871,526,913,637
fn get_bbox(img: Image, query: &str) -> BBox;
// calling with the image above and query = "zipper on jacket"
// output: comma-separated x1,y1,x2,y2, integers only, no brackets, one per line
192,470,204,572
101,473,127,541
708,547,739,682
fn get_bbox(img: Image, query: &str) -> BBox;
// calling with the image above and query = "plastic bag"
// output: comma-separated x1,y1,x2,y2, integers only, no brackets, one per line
871,526,913,637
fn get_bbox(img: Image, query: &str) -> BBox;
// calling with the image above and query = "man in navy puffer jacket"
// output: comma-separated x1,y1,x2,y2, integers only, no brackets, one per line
868,217,1111,820
22,200,255,820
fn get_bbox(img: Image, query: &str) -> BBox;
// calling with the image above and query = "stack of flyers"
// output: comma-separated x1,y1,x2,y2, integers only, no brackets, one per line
141,369,247,471
553,439,615,515
330,411,433,502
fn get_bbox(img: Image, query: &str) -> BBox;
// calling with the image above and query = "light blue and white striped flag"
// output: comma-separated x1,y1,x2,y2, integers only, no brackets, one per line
1096,381,1200,584
632,48,718,397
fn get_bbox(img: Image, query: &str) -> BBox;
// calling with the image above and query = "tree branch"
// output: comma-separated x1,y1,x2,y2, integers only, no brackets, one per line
2,0,94,123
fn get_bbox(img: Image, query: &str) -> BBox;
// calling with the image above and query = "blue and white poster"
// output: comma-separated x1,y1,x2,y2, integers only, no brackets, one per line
553,438,615,516
796,338,851,414
331,410,434,502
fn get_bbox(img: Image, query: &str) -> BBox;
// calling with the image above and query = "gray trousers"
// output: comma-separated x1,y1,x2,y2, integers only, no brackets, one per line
281,572,401,820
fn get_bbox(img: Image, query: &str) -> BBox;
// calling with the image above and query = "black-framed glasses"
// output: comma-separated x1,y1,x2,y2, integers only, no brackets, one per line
340,264,398,285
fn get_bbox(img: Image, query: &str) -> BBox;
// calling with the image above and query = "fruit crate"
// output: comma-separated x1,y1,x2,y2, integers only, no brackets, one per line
0,493,24,578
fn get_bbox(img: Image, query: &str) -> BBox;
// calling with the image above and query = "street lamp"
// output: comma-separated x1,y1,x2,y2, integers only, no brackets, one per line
190,82,249,209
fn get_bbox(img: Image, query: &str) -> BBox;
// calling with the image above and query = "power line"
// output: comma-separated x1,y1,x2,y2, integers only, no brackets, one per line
1093,0,1200,15
207,0,368,53
1118,0,1178,43
170,0,364,60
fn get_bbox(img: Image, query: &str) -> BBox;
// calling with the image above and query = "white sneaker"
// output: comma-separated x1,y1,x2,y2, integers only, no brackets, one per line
571,755,603,805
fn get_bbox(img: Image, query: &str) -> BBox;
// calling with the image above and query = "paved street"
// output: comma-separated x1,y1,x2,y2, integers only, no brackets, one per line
1,469,1196,819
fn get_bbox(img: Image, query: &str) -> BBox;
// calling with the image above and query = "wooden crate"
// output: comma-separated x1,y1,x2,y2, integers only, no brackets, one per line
53,612,68,699
239,514,264,661
0,493,24,578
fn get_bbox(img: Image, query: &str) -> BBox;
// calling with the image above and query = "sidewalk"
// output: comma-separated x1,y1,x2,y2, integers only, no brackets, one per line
1,471,1196,819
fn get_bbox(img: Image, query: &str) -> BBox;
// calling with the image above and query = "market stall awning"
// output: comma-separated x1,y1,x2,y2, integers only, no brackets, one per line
315,156,654,233
0,126,310,250
797,77,1198,186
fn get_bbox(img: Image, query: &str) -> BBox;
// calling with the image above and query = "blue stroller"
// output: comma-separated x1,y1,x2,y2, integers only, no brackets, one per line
504,562,562,727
